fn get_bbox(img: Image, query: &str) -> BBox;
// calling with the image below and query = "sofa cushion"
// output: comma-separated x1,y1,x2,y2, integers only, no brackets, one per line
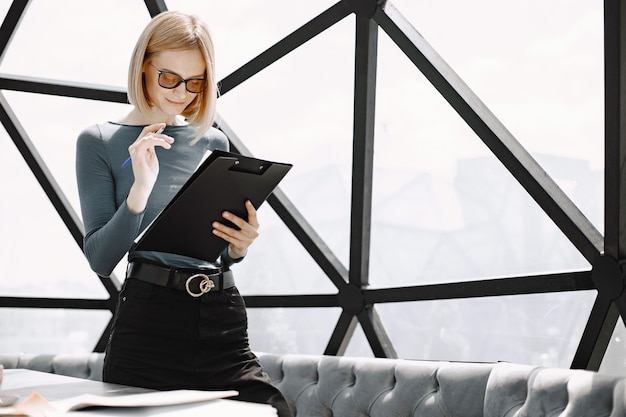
257,352,494,417
484,362,626,417
0,353,103,381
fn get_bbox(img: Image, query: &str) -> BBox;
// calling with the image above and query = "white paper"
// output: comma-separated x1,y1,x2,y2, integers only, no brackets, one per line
51,389,238,412
0,389,239,416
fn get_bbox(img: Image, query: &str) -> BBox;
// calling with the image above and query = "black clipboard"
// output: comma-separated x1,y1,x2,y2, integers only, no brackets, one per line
133,150,292,262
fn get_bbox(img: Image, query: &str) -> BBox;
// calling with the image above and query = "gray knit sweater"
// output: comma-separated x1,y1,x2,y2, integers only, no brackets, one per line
76,122,237,277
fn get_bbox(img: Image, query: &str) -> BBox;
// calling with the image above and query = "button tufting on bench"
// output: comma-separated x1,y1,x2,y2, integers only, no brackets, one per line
2,352,626,416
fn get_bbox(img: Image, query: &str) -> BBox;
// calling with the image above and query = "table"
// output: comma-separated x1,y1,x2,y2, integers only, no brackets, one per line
0,369,278,416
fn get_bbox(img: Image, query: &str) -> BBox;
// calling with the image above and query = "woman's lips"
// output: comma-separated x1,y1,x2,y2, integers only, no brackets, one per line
166,98,186,106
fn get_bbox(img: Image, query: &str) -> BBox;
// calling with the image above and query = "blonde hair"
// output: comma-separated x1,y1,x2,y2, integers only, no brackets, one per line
127,11,217,142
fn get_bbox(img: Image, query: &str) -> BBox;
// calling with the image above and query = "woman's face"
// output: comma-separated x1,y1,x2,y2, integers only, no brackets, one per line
144,48,206,123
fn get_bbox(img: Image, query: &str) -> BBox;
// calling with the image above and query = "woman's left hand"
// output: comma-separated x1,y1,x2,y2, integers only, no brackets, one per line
212,200,259,260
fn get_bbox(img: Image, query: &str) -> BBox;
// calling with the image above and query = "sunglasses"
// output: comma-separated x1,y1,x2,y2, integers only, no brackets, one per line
150,64,207,93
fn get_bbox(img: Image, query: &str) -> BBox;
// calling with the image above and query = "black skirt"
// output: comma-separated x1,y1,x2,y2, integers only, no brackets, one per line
103,278,292,417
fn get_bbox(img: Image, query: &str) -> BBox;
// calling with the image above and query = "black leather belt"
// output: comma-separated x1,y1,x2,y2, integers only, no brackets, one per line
126,261,235,297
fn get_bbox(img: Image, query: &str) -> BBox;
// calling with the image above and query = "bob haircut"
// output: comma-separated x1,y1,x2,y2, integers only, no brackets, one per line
127,11,217,143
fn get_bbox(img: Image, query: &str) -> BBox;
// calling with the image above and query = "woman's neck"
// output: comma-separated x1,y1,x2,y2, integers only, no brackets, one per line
116,109,185,126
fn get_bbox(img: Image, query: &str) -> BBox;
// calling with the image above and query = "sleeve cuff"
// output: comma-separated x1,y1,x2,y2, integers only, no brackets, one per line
220,246,244,267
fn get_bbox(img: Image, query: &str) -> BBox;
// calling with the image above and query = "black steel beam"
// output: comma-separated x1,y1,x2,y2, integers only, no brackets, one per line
243,294,338,308
215,115,349,289
218,1,352,95
0,85,123,324
0,92,85,250
99,275,122,297
366,270,594,304
358,306,397,358
604,0,626,260
570,0,626,371
374,3,603,265
571,294,617,370
0,297,112,310
349,7,378,287
0,0,31,62
94,318,114,353
343,0,382,16
243,270,593,308
0,74,127,103
268,189,350,289
324,311,358,355
143,0,168,18
0,0,615,368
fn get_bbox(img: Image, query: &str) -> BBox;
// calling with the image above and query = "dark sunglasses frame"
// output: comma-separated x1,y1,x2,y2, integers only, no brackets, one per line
150,64,207,93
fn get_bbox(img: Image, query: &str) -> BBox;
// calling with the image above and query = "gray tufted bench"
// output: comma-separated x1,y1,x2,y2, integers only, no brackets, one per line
257,353,626,417
2,352,626,416
0,353,104,381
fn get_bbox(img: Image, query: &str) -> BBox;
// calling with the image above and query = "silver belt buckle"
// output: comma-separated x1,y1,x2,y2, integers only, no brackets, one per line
185,273,215,297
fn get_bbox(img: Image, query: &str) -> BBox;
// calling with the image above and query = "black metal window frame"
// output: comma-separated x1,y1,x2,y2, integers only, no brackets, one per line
0,0,622,371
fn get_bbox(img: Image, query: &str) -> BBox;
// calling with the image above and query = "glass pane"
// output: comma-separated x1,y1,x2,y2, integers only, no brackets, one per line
2,91,133,289
247,307,342,354
344,320,374,358
376,291,595,367
600,318,626,376
389,0,604,231
234,206,337,295
371,25,597,287
216,16,356,272
0,308,111,353
0,124,108,299
0,3,10,20
1,0,148,86
3,91,133,213
168,0,339,78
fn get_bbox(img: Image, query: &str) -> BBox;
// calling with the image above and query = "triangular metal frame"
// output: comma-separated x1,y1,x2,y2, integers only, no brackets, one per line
0,0,622,370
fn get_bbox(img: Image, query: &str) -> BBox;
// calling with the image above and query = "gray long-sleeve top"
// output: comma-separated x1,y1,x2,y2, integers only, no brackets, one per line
76,122,238,277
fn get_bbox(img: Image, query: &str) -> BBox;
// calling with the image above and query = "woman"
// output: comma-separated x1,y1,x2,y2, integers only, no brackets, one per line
75,10,292,417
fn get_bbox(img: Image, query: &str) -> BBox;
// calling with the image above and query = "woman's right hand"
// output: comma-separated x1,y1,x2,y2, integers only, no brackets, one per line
126,123,174,213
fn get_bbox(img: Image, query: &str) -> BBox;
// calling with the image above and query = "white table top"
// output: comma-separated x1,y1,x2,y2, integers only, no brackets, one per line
1,369,150,399
0,369,277,416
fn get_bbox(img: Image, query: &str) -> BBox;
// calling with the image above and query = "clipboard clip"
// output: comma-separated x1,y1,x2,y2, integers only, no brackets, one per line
227,156,270,175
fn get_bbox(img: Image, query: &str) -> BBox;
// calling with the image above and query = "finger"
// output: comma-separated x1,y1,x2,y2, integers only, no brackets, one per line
221,211,245,230
130,123,170,147
211,223,231,242
213,217,258,241
142,122,167,135
213,217,248,238
220,202,258,230
131,134,174,154
212,222,249,246
244,200,259,227
221,211,259,238
217,232,252,260
148,134,174,148
128,130,173,153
